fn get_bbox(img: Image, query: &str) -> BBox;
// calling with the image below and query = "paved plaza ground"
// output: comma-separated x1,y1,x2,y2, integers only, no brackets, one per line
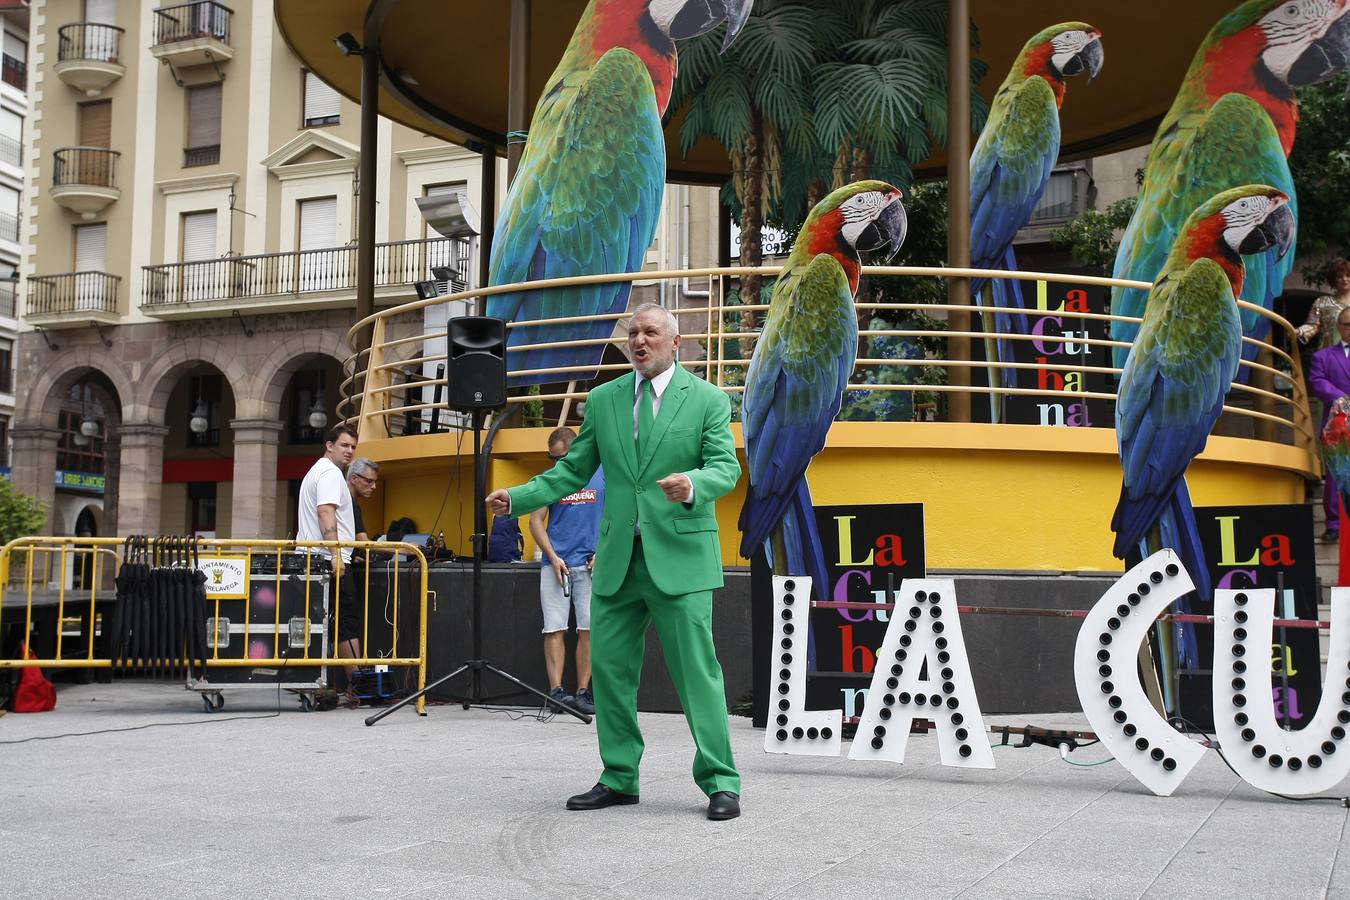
1,681,1348,899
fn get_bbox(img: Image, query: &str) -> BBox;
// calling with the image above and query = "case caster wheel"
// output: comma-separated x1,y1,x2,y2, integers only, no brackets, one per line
202,693,224,712
299,693,315,712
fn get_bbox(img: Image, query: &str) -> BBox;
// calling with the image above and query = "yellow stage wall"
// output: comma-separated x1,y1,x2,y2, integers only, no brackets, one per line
356,423,1313,573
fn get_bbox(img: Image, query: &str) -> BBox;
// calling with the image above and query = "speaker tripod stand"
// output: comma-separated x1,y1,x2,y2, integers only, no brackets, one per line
367,405,591,726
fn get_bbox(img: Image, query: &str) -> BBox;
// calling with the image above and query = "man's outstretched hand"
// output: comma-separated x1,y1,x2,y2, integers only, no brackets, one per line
485,489,511,516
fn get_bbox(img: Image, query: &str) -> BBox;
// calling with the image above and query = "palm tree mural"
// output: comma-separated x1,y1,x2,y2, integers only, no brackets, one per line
670,0,988,355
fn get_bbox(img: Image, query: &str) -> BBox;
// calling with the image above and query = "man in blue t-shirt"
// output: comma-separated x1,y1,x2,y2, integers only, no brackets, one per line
528,426,605,715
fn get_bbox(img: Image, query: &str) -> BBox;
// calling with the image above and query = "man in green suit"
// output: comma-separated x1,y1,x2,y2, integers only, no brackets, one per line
486,303,743,820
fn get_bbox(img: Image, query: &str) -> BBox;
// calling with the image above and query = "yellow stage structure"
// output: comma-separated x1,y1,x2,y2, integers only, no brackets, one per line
342,266,1315,574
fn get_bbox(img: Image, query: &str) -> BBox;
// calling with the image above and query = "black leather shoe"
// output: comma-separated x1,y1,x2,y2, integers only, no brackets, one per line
707,791,740,820
1322,529,1340,544
566,783,638,810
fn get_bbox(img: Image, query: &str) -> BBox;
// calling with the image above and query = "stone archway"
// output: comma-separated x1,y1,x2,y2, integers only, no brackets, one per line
13,356,130,536
248,336,349,541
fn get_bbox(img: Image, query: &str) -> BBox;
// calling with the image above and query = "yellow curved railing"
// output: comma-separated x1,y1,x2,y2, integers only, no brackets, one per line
340,265,1316,470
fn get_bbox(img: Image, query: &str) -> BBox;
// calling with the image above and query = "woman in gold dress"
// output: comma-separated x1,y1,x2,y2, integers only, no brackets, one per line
1298,258,1350,349
1300,259,1350,540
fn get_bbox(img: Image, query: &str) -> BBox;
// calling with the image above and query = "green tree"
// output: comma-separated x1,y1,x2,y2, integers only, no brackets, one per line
671,0,987,352
1049,196,1139,273
1289,74,1350,285
0,478,47,545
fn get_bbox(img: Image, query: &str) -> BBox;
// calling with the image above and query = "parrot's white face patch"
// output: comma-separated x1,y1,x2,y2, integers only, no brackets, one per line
648,0,685,35
1259,0,1347,82
648,0,708,37
1220,194,1279,253
1049,30,1098,74
839,191,888,249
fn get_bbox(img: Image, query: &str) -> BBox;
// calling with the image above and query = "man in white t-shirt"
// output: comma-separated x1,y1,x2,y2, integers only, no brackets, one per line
296,424,360,670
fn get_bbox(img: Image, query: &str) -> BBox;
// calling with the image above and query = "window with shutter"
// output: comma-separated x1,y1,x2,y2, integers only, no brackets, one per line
73,222,108,310
297,197,338,290
78,100,111,147
74,222,106,271
185,84,221,167
179,210,217,302
303,71,341,127
84,0,117,24
181,211,216,261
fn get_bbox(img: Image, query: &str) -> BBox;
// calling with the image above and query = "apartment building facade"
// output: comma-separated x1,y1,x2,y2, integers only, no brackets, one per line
0,3,27,492
11,0,498,541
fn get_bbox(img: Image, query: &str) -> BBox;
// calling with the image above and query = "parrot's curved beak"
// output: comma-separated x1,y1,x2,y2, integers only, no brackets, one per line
1062,33,1104,83
856,195,908,261
720,0,753,52
1240,200,1296,261
1287,7,1350,86
666,0,754,50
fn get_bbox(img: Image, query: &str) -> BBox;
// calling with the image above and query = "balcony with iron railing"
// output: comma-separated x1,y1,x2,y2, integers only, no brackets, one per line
0,133,21,168
27,271,121,328
1,53,24,91
151,1,233,67
55,23,126,97
339,266,1317,573
141,236,471,318
50,147,120,220
0,279,17,319
0,210,20,244
184,144,220,167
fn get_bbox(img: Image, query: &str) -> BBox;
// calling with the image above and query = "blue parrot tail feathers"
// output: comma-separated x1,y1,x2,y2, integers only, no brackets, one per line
1111,480,1172,561
782,479,830,603
1154,485,1205,671
990,263,1028,389
744,480,829,604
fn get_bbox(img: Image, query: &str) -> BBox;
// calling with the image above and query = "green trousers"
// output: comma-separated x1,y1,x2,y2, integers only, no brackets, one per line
592,538,740,797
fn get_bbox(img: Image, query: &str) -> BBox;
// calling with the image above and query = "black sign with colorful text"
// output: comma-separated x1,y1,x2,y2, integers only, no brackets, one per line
971,280,1113,428
1183,504,1321,730
747,502,926,727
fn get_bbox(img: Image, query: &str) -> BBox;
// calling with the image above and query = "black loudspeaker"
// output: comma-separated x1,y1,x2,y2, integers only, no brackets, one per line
446,316,507,410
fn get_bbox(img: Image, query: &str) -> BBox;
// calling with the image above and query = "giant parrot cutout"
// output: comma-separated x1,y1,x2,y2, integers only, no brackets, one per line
1112,184,1295,712
739,181,909,637
485,0,752,386
970,23,1102,392
1322,396,1350,536
1111,0,1350,373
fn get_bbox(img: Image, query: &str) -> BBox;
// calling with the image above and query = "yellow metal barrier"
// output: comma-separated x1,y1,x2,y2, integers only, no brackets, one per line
0,537,431,714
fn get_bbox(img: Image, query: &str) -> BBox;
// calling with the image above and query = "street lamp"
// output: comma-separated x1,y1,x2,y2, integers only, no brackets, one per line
308,394,328,431
189,399,209,435
79,416,99,438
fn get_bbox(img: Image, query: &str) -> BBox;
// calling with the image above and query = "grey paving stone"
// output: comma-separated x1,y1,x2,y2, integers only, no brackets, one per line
2,684,1348,900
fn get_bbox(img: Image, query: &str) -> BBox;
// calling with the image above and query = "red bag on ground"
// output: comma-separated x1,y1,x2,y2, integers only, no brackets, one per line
13,644,56,713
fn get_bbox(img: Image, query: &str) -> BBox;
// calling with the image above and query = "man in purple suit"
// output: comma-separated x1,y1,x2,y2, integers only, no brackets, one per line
1309,306,1350,541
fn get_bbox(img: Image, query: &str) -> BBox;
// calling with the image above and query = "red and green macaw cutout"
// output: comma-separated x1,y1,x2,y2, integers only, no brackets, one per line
1112,0,1350,374
969,23,1102,396
1322,396,1350,520
485,0,752,387
739,181,909,623
1113,184,1294,710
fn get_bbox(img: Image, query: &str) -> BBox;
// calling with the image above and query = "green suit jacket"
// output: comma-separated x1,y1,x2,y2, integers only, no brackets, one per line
507,365,741,597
